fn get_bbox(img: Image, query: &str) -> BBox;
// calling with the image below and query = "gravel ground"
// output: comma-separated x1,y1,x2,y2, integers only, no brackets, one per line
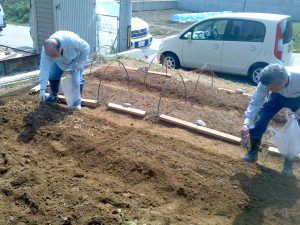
134,9,194,38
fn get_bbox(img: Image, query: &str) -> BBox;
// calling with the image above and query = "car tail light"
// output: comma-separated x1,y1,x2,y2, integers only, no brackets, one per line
274,22,283,60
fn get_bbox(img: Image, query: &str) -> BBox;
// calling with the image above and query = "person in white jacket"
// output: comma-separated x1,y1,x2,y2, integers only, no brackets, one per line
39,31,90,110
241,64,300,176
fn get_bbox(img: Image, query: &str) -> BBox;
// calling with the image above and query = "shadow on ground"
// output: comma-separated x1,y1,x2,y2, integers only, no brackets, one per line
231,164,300,225
17,102,73,143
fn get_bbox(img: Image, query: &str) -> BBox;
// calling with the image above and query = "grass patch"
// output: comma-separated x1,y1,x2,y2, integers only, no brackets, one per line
293,22,300,52
5,1,30,25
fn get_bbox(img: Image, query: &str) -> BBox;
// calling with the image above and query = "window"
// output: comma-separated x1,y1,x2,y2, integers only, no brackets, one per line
283,19,293,44
181,19,228,41
226,20,266,42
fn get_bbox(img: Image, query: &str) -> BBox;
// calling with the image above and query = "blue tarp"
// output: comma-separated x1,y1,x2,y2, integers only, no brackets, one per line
171,11,232,23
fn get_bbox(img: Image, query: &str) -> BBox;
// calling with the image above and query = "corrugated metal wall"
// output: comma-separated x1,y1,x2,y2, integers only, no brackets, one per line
33,0,55,54
54,0,97,52
32,0,97,54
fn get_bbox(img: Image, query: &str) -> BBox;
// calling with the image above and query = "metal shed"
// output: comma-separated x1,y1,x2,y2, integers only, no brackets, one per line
30,0,97,54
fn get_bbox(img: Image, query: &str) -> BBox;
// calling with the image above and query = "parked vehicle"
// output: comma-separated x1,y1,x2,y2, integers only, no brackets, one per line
158,12,294,84
96,0,152,49
0,4,6,32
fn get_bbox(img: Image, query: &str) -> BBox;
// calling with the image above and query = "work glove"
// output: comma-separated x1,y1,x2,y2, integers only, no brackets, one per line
39,89,46,102
240,124,249,147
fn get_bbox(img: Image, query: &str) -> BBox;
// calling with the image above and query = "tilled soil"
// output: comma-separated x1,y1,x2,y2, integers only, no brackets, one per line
84,66,285,137
0,68,300,225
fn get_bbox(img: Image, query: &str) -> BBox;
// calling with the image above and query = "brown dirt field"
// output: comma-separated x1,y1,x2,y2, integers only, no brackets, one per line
134,9,194,38
0,66,300,225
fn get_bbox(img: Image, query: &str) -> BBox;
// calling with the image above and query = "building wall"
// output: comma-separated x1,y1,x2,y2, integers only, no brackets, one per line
32,0,55,53
177,0,300,21
132,0,177,11
32,0,96,54
54,0,97,52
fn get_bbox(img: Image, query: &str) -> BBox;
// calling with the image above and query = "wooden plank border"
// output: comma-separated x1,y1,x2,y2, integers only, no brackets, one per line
124,66,171,77
108,103,146,117
268,146,300,157
218,87,252,97
159,114,241,144
29,66,97,94
45,93,99,108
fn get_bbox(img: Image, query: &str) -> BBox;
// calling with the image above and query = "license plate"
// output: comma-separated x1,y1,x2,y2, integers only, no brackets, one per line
137,41,146,47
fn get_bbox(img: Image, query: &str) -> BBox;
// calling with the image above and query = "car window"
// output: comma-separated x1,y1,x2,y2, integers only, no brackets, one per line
181,19,228,41
225,20,266,42
282,19,293,44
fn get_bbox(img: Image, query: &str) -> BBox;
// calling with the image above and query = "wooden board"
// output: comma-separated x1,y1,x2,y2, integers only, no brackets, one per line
108,103,146,117
124,66,171,77
45,93,99,108
29,82,50,94
30,65,170,94
218,87,252,97
86,64,171,77
159,114,241,144
29,67,96,94
268,146,300,157
30,84,42,93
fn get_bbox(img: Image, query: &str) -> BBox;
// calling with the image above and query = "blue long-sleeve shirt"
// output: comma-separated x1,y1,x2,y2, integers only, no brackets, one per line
39,31,90,90
244,68,300,127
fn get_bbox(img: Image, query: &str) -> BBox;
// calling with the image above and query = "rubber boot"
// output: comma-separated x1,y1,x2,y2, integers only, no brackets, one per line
72,84,83,110
282,159,293,176
46,80,60,102
80,84,84,97
242,137,261,162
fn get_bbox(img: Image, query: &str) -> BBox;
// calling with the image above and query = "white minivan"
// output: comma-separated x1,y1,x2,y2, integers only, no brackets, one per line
96,0,152,49
158,13,294,84
0,4,6,32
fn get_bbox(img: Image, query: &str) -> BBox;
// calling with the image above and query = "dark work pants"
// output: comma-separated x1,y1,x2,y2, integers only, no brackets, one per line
249,93,300,139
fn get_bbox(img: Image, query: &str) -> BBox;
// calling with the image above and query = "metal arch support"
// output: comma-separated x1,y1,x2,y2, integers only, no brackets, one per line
192,63,215,99
156,72,187,117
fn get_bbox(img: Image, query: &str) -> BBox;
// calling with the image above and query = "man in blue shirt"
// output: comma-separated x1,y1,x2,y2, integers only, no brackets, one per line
241,64,300,176
39,31,90,110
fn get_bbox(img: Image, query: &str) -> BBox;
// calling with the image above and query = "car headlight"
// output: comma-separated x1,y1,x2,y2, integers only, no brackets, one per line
146,26,150,34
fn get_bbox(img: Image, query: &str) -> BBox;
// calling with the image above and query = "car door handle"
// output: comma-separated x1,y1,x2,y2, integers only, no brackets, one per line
214,44,219,49
250,46,256,51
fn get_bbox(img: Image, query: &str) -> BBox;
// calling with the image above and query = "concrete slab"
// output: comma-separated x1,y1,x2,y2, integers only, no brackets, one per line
0,70,39,88
293,53,300,66
0,24,34,53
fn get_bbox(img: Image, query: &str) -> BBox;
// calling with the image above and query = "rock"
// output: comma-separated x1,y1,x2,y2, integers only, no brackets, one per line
195,119,206,127
123,103,132,108
234,89,244,94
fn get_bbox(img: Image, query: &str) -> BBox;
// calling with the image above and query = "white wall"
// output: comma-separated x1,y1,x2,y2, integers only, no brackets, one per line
177,0,300,21
132,0,177,11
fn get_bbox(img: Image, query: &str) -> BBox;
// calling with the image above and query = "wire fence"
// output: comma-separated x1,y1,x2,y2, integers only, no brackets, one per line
87,45,217,120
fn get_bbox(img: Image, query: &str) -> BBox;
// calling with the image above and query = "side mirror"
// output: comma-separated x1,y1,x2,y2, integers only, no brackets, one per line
186,32,192,40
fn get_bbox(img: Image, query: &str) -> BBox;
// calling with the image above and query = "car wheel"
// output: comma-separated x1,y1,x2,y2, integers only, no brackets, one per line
249,64,268,85
162,53,180,69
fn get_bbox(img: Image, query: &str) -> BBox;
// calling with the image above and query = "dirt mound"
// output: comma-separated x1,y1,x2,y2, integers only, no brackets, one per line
0,85,300,224
82,66,286,138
